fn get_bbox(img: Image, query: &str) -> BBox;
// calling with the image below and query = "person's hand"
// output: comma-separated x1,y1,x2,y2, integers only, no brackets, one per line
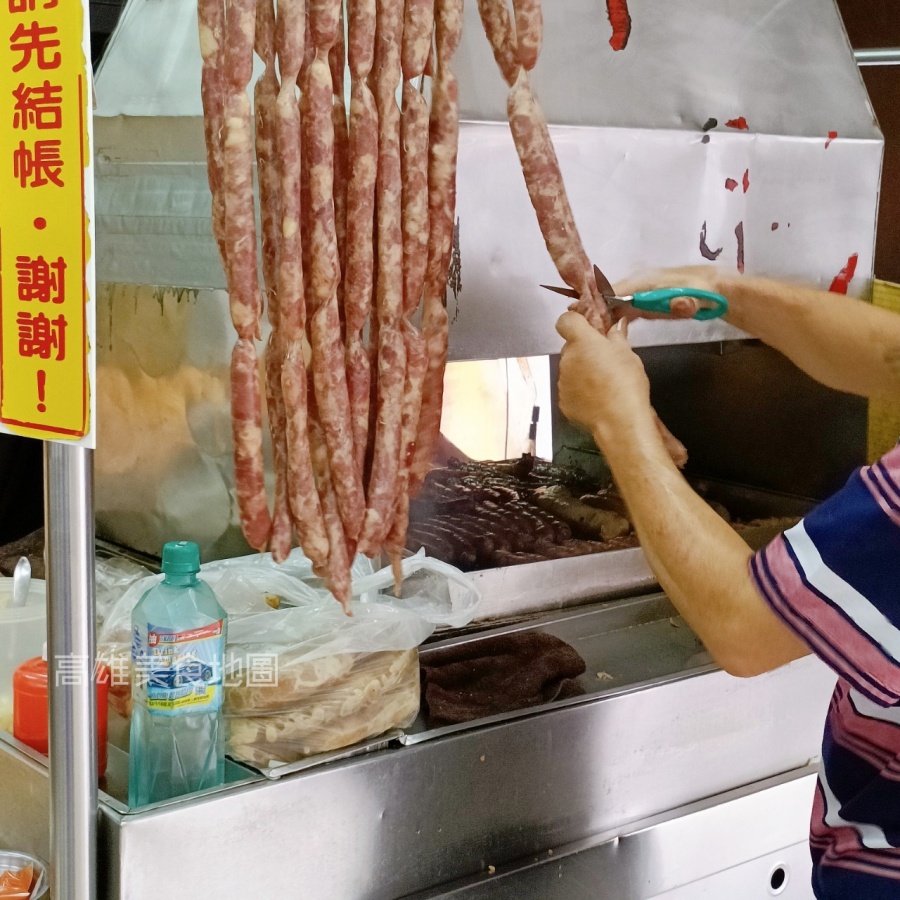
555,311,655,443
613,265,730,321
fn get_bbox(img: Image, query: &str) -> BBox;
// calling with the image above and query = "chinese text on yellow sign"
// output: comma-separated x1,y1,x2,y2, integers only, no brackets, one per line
0,0,94,445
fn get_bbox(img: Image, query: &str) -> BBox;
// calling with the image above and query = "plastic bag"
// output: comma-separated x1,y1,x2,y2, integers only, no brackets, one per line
95,555,153,632
226,649,420,766
0,863,32,899
97,548,481,763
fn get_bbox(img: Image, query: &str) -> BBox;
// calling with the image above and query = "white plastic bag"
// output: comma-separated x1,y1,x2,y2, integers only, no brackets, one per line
97,548,481,764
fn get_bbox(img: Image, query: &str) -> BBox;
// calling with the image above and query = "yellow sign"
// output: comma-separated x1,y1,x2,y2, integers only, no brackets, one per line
0,0,94,445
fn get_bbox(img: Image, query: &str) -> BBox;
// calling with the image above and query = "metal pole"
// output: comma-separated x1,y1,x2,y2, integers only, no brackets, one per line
855,48,900,66
44,442,97,900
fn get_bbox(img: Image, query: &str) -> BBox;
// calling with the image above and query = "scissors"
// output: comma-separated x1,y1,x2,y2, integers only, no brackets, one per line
542,265,729,321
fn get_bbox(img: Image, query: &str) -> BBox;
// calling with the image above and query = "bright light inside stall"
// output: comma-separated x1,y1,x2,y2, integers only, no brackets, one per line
440,356,552,462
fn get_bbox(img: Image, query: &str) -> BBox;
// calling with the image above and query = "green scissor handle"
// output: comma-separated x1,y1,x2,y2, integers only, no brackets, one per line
631,287,729,321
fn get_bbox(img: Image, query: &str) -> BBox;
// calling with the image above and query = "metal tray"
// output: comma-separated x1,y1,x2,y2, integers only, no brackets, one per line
403,592,714,744
464,478,814,622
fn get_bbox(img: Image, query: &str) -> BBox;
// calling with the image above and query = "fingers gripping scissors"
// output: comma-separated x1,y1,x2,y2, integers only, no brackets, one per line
542,265,729,321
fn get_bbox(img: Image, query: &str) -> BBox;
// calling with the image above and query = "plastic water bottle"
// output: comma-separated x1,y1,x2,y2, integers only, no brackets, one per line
128,541,227,807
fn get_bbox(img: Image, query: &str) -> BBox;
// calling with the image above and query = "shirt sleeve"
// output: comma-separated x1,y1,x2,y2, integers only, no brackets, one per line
749,443,900,706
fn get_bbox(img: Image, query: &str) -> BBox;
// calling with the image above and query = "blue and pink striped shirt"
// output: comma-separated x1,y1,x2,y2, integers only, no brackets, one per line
750,443,900,899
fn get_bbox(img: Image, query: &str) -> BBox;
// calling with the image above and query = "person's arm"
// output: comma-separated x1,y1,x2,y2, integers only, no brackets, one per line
556,312,811,677
615,267,900,401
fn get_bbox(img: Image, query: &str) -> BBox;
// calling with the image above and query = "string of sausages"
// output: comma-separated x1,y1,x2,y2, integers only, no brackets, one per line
476,0,688,467
199,0,464,606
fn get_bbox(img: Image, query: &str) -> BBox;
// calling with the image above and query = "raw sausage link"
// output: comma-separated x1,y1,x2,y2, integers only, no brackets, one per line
512,0,541,70
400,82,430,318
224,0,257,90
383,320,428,569
308,0,341,51
384,82,432,561
281,341,330,568
347,0,375,77
255,0,290,559
506,70,603,325
223,91,263,339
401,0,435,80
309,415,353,610
357,0,407,555
231,338,272,551
434,0,463,62
197,0,227,262
408,69,459,496
344,79,378,478
265,333,293,561
330,8,349,288
304,56,366,540
255,6,280,325
274,0,306,340
222,0,271,550
476,0,519,86
275,0,305,78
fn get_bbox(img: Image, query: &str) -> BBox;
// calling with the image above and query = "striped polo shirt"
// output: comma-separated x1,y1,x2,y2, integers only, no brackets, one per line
750,443,900,899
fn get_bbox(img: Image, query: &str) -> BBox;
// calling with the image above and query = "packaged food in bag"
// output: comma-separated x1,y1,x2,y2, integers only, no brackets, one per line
96,549,481,765
226,649,420,765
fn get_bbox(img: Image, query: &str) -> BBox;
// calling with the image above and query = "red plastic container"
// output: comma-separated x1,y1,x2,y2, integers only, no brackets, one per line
13,653,110,777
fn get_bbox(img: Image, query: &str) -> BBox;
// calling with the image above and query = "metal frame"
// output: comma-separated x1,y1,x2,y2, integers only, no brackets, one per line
855,48,900,65
44,444,97,899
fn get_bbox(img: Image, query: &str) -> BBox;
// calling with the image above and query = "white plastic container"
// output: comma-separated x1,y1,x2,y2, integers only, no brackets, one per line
0,578,47,733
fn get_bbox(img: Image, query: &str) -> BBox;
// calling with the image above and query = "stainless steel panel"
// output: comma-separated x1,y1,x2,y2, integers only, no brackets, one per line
0,736,50,863
411,768,818,899
467,548,656,622
0,644,834,900
103,657,832,900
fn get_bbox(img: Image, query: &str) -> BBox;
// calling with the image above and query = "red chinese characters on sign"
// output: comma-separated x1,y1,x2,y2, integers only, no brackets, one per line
15,253,65,303
7,0,58,12
2,0,89,440
16,310,66,360
7,0,65,191
12,137,62,186
12,80,63,129
9,21,60,71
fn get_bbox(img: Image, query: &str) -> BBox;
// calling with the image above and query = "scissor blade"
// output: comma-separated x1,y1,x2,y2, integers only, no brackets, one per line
540,283,581,300
592,264,617,301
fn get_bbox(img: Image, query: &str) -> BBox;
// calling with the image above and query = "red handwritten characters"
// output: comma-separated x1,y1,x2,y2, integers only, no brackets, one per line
9,21,60,71
12,80,63,129
16,311,66,360
825,131,837,149
13,138,63,187
699,221,723,261
725,117,749,130
828,253,858,294
724,170,749,193
606,0,632,51
15,254,65,303
8,0,60,12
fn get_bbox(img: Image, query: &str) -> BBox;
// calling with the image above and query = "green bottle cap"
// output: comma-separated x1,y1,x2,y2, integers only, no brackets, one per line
161,541,201,576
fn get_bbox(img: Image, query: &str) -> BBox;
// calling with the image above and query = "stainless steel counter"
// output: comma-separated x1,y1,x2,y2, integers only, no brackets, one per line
0,592,834,899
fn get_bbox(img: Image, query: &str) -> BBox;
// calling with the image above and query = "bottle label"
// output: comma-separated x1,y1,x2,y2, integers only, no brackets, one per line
132,620,225,717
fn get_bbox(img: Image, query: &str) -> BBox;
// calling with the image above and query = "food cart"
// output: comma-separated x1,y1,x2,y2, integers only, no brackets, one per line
0,0,884,896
